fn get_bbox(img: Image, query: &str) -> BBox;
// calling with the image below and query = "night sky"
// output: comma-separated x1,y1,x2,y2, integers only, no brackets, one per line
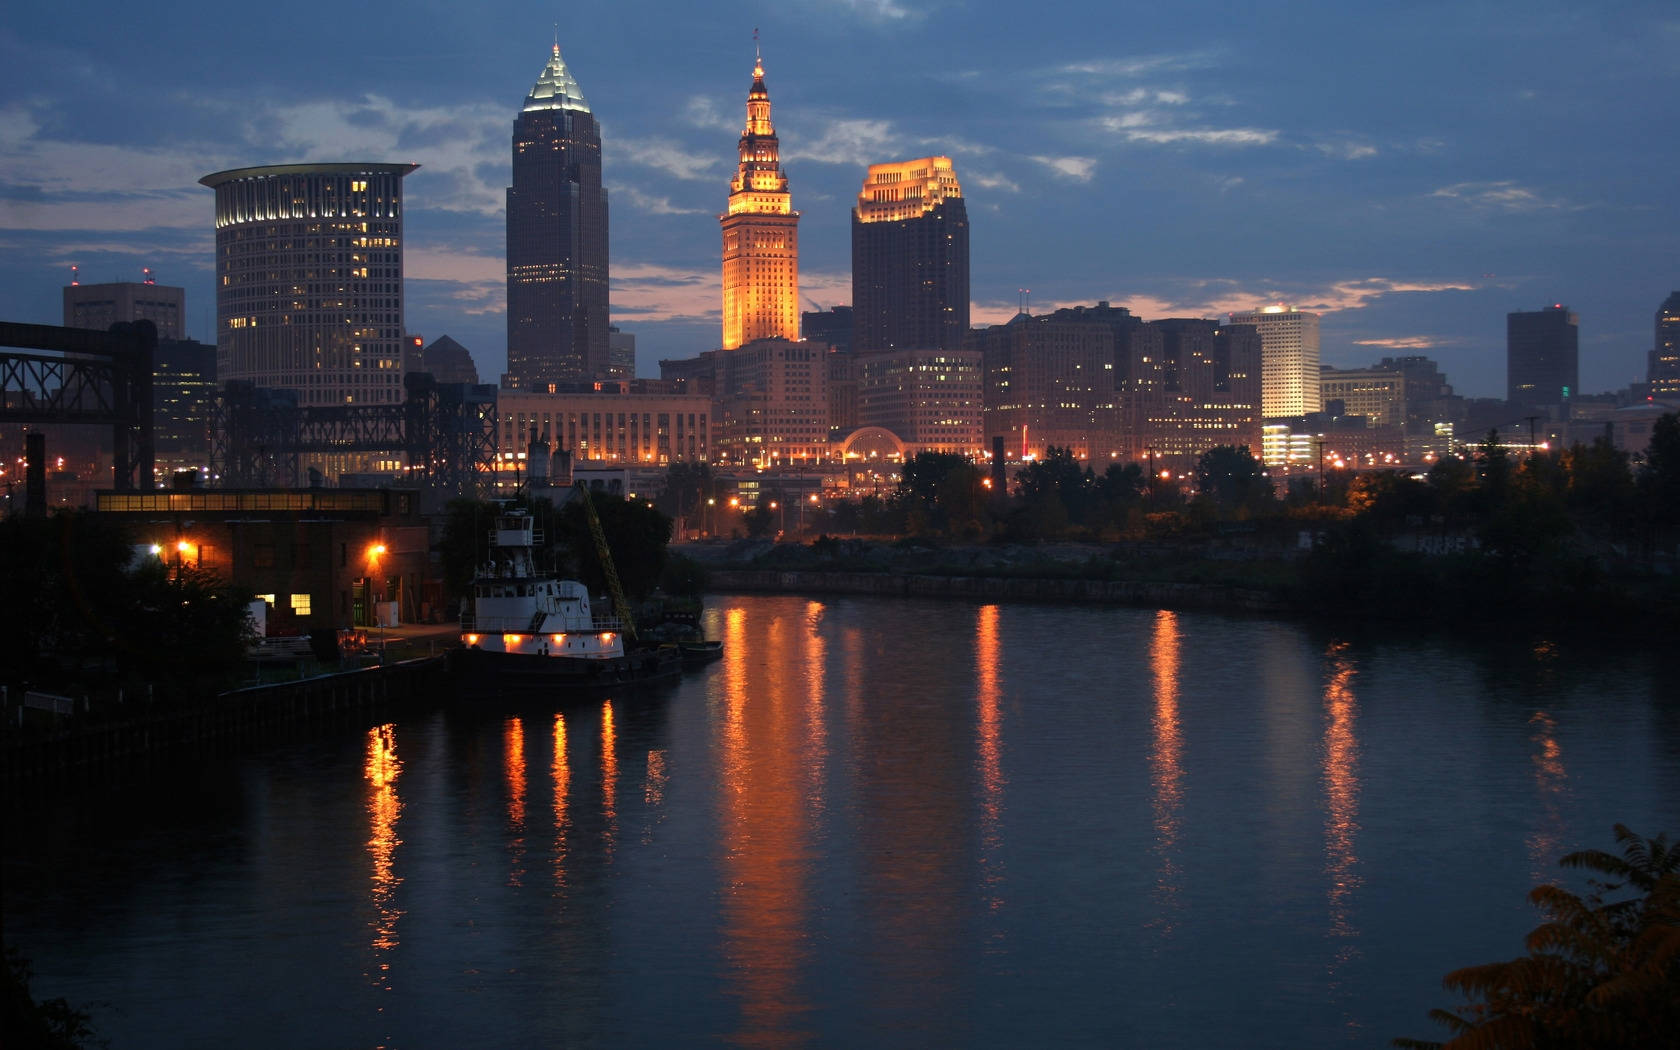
2,0,1675,397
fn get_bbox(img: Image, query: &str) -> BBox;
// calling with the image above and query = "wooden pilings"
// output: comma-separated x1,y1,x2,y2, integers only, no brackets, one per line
0,656,450,795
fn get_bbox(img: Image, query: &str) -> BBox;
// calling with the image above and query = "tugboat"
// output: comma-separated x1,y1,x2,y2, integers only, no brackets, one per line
450,486,680,698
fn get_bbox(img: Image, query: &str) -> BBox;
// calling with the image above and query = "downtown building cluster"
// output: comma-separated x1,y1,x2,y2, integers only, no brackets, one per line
16,38,1680,507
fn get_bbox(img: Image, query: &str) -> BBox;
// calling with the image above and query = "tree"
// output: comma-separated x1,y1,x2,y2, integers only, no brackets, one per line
557,488,672,600
3,949,100,1050
0,511,253,694
1396,825,1680,1049
1193,444,1271,513
897,451,987,538
1637,412,1680,543
658,460,714,529
1013,446,1092,537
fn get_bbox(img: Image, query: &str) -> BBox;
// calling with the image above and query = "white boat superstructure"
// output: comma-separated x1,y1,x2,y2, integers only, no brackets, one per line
460,509,624,659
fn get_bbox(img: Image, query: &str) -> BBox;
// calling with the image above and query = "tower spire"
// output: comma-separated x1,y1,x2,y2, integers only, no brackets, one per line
720,37,799,350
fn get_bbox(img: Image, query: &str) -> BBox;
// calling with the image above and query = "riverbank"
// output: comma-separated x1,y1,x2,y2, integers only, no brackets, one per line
680,535,1679,642
1,655,450,798
708,567,1288,615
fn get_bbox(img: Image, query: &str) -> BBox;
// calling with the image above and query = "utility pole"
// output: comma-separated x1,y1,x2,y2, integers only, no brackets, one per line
1525,414,1540,455
1316,438,1327,501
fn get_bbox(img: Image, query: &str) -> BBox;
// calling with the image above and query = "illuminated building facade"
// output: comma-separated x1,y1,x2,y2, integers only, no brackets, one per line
972,312,1119,461
200,162,417,409
152,338,217,474
851,157,969,352
96,487,430,632
506,43,610,387
1228,305,1321,418
855,348,984,455
1133,319,1263,467
64,279,184,340
1319,366,1408,426
720,49,799,350
715,338,828,465
1507,305,1578,410
1650,291,1680,398
495,388,712,467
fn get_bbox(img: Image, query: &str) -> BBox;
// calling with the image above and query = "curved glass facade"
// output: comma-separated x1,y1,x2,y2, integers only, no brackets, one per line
200,163,417,409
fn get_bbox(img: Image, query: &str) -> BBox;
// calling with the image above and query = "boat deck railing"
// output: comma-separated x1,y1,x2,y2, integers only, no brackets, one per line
461,613,623,634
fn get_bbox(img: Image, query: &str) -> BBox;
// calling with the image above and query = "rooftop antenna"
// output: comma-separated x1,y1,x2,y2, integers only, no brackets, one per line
1018,288,1031,315
143,266,155,285
70,264,79,286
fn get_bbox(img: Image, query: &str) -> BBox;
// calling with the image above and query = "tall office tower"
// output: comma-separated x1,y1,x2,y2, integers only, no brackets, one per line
506,42,610,388
720,46,799,350
200,163,417,407
152,337,217,473
851,156,969,352
63,276,185,339
1506,304,1579,409
1650,291,1680,399
1227,305,1321,418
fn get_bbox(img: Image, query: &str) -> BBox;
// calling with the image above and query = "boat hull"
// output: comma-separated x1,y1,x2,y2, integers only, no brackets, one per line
449,644,681,701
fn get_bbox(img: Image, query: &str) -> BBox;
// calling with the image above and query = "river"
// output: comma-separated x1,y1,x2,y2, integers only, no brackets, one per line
5,593,1676,1048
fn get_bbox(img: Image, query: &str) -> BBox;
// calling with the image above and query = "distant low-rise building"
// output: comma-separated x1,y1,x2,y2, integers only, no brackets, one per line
96,487,433,631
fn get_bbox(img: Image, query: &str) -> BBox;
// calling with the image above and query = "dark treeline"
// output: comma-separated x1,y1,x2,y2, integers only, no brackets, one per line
0,511,255,700
745,413,1680,635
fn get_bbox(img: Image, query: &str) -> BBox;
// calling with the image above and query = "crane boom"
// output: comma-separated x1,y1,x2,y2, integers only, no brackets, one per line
575,482,637,638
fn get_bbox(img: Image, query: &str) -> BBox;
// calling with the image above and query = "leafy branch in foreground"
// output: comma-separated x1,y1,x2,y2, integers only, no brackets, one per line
1396,824,1680,1049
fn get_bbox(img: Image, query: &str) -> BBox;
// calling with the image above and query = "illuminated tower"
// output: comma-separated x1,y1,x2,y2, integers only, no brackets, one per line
852,156,969,352
720,44,799,350
507,41,610,388
1650,291,1680,399
1227,305,1321,418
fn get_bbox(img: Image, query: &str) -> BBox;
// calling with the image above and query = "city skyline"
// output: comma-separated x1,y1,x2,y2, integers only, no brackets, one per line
0,0,1675,398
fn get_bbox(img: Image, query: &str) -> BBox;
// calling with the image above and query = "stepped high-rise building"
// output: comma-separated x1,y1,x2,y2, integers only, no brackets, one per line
851,156,969,352
1650,291,1680,399
1227,305,1321,418
1507,305,1578,410
720,46,799,350
506,41,610,389
200,162,417,407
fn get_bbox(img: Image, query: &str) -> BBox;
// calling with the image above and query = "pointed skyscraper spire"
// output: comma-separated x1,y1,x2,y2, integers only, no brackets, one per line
721,38,799,350
507,36,610,386
524,39,591,114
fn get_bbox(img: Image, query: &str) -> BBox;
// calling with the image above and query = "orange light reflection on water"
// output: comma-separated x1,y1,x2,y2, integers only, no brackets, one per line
552,712,570,892
505,716,527,887
364,724,404,976
976,604,1006,909
1321,641,1362,969
1526,710,1568,881
717,602,815,1048
1148,610,1184,931
601,701,618,859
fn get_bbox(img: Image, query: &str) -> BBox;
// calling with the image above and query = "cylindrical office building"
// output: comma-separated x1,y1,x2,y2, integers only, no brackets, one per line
200,163,418,409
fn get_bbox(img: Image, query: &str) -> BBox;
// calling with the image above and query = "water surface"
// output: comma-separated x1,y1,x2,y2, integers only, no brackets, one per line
6,594,1675,1048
